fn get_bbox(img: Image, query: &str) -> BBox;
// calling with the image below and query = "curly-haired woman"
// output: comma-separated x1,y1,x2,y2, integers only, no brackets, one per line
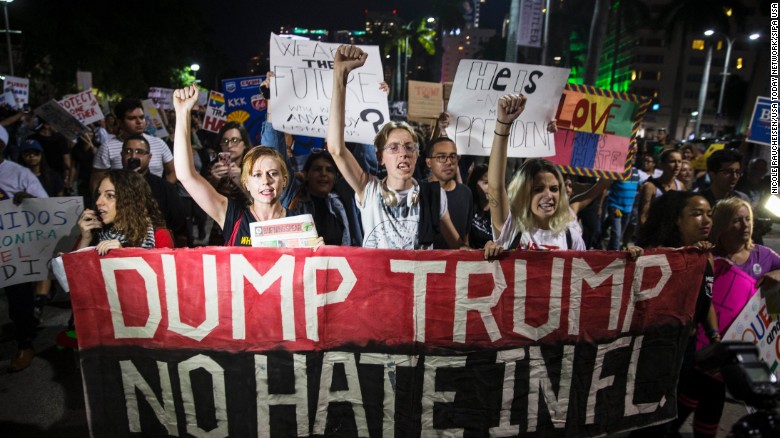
76,169,173,254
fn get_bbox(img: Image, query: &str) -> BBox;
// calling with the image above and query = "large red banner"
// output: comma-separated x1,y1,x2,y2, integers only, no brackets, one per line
64,246,707,437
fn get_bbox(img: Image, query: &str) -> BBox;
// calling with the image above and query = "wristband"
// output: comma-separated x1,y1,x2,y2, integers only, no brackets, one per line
496,119,512,125
494,131,509,137
706,328,719,335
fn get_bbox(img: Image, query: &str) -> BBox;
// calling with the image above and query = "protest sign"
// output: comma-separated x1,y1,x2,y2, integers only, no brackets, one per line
747,96,771,146
222,75,266,145
723,289,780,373
4,75,29,105
697,259,758,350
445,60,569,157
0,89,18,109
548,84,651,180
76,71,93,92
64,246,706,437
141,100,169,139
0,197,83,287
408,80,443,119
269,33,390,144
203,90,227,134
58,90,104,126
148,87,174,110
34,100,88,142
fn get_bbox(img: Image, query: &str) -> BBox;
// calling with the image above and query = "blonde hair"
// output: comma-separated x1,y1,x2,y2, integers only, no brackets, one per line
710,197,754,250
239,146,288,201
373,121,418,162
507,159,571,234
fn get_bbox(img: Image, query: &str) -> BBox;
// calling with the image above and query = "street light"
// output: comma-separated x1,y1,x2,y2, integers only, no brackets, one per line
190,63,200,84
704,29,760,117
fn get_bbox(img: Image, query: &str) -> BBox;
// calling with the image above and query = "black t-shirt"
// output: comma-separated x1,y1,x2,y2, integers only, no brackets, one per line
222,200,256,246
469,209,492,249
433,183,473,249
694,261,714,328
28,132,70,174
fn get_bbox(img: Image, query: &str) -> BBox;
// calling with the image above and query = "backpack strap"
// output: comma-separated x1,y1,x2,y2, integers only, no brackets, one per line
565,228,572,250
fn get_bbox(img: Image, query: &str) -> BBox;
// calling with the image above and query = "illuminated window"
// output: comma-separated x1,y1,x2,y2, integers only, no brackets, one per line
692,39,705,50
458,46,464,50
725,7,732,17
657,72,662,81
717,40,723,50
736,57,743,69
631,71,637,80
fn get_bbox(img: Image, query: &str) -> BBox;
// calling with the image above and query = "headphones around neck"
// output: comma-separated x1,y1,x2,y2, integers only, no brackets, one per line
381,178,420,207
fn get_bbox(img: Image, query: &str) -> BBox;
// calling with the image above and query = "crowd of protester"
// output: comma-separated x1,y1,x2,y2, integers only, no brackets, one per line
1,44,778,437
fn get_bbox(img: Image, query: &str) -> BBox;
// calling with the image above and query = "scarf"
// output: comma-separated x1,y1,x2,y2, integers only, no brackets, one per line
97,225,156,249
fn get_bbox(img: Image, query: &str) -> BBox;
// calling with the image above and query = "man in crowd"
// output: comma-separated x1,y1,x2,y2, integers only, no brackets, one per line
0,125,48,372
120,133,185,239
27,118,73,192
426,137,472,249
698,149,749,208
92,98,176,191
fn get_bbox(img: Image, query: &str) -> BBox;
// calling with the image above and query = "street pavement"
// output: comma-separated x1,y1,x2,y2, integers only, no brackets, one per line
2,227,780,437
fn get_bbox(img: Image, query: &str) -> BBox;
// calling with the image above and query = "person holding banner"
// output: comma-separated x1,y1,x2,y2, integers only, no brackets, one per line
482,93,585,253
673,198,780,436
0,125,50,372
325,45,464,250
76,170,174,255
635,191,719,438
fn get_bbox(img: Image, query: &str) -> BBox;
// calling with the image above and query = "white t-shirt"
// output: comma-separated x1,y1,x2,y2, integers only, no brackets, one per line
494,210,585,251
93,133,173,177
357,177,446,250
0,160,49,200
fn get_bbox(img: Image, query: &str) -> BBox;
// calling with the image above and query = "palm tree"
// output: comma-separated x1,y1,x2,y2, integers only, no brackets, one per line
384,18,437,101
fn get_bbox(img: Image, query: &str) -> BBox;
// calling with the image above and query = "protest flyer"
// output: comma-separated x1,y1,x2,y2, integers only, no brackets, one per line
269,33,390,144
445,59,570,157
250,214,319,248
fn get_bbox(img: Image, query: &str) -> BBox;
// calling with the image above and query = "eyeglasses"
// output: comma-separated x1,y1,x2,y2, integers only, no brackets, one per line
121,148,149,155
221,137,243,146
718,169,743,176
431,153,459,163
383,142,418,154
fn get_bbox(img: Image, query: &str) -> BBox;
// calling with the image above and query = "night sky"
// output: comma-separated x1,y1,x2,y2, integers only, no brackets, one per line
195,0,511,73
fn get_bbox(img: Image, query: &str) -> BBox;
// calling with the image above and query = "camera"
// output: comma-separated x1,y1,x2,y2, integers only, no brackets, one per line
127,158,141,170
697,342,780,437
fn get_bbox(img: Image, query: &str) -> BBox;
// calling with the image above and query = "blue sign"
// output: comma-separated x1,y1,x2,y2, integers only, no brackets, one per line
221,76,267,146
748,96,771,146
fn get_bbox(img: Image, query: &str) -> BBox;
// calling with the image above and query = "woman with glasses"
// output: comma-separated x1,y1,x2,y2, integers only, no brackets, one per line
172,85,323,248
326,45,464,250
205,122,251,201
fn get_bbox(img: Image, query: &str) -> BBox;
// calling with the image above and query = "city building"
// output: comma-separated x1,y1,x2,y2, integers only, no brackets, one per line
441,27,496,83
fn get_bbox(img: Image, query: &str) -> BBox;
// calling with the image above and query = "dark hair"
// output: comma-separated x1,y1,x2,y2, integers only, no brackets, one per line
99,170,166,246
122,133,150,152
637,191,709,248
302,149,338,174
425,136,456,158
114,99,143,120
706,149,742,173
467,163,489,210
217,121,252,149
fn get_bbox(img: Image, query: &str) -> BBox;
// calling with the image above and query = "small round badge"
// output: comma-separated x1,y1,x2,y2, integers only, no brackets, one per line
753,263,762,276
